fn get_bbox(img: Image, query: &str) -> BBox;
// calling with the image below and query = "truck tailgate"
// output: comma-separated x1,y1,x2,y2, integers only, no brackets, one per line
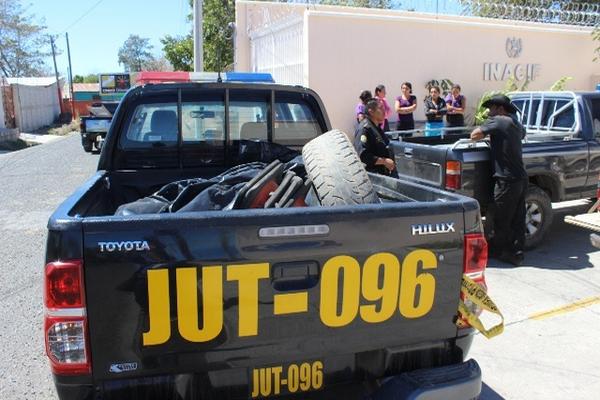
83,118,111,132
82,205,465,384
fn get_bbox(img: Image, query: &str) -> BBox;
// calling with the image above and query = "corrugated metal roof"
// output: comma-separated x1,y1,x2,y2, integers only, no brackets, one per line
73,83,100,92
6,77,60,86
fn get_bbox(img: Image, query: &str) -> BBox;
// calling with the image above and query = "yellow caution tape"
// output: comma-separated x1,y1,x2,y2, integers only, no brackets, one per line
456,275,504,339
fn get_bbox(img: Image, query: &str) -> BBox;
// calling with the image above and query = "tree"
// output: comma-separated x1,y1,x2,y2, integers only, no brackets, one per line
162,0,393,72
143,56,174,71
161,34,193,71
73,74,84,83
161,0,235,72
203,0,235,71
0,0,50,77
83,74,98,83
117,34,154,72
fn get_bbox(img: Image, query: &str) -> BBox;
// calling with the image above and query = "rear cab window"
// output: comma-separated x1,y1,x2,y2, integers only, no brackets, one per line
113,85,326,169
511,93,578,137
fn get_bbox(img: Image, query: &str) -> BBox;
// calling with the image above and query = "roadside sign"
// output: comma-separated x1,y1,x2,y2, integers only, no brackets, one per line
100,73,131,94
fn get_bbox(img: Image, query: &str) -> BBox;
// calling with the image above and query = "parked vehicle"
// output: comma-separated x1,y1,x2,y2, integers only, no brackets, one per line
80,101,119,153
45,79,491,399
390,91,600,249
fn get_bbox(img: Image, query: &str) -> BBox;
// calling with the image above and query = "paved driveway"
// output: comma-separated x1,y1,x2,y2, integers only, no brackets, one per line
0,134,598,399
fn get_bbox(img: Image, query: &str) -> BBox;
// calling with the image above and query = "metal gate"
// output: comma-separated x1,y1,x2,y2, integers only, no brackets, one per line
249,16,305,86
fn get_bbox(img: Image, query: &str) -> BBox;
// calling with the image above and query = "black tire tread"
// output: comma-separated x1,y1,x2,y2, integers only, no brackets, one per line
302,130,379,206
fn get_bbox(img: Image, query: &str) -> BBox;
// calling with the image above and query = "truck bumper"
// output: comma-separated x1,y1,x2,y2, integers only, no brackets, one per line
369,359,481,400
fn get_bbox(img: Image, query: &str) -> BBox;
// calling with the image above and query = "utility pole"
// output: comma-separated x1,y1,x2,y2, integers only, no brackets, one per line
49,36,63,114
193,0,203,72
65,32,75,118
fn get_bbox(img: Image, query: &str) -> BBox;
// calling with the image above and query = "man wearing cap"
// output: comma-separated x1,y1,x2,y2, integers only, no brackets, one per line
470,94,527,266
355,98,396,176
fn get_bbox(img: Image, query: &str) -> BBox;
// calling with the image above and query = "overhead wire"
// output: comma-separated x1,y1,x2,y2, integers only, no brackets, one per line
58,0,106,35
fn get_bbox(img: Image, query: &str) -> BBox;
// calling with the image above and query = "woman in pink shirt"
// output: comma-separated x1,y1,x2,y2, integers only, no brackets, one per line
374,84,391,132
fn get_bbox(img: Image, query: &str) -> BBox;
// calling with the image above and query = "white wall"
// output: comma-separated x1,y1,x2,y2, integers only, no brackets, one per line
305,10,598,135
12,83,60,132
236,2,599,136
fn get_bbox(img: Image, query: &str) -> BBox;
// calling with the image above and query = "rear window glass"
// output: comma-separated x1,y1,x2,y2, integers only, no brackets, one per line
512,100,526,124
230,96,269,141
539,100,556,128
181,102,225,142
589,99,600,137
274,100,321,145
528,99,540,127
125,103,178,144
552,100,575,129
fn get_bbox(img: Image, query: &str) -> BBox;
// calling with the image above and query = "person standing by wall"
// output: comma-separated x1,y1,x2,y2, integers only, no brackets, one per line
374,84,391,132
423,86,447,137
470,94,527,266
355,98,396,176
355,90,372,123
394,82,417,131
445,84,466,129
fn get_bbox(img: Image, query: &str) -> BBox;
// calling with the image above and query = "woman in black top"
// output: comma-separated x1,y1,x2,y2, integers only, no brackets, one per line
394,82,417,131
423,86,447,136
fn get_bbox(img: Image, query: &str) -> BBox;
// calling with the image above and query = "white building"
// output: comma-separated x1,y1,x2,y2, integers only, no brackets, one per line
234,1,600,134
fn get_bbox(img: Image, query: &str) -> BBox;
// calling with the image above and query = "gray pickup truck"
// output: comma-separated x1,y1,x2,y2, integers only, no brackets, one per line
390,91,600,249
44,79,493,400
80,101,120,153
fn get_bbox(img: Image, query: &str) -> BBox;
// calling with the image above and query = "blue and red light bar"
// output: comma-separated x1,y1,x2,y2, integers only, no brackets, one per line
136,71,274,85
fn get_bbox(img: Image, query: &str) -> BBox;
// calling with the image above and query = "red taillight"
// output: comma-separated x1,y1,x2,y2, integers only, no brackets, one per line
445,161,461,190
463,233,488,285
45,261,84,308
596,173,600,200
44,260,91,375
459,233,488,328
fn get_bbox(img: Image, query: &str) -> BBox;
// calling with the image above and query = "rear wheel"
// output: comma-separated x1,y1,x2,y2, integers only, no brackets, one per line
524,185,553,249
302,129,380,206
92,138,103,154
82,139,93,152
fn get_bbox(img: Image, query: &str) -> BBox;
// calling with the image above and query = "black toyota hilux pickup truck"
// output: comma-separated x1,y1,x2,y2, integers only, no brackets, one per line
390,91,600,249
45,80,493,400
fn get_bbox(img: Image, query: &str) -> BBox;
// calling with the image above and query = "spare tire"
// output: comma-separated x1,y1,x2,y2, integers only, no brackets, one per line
302,129,380,206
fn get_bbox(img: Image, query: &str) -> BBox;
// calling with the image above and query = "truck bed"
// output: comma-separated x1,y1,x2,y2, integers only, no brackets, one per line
48,169,480,398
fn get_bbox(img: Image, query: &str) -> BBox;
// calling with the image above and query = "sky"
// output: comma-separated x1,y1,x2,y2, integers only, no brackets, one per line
27,0,192,77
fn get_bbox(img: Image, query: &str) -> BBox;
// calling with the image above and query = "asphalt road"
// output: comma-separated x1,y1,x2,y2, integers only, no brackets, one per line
0,133,598,399
0,134,97,399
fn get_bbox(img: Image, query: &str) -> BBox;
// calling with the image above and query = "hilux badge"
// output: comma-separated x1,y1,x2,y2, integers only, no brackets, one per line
411,223,456,236
109,362,138,373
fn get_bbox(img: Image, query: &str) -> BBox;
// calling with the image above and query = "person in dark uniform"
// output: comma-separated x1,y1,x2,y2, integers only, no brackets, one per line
470,94,527,266
355,99,396,176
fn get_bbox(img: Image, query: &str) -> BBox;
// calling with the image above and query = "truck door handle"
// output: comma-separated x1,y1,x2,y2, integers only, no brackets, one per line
271,261,319,291
404,148,413,158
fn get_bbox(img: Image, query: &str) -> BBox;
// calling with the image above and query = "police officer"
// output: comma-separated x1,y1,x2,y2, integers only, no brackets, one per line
355,98,396,176
470,94,527,266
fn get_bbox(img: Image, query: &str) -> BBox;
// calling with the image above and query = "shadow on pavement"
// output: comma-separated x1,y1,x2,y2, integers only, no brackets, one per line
479,382,506,400
487,201,596,271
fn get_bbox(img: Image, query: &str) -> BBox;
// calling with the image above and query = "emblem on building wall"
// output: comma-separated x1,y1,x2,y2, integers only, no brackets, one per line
505,37,522,58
